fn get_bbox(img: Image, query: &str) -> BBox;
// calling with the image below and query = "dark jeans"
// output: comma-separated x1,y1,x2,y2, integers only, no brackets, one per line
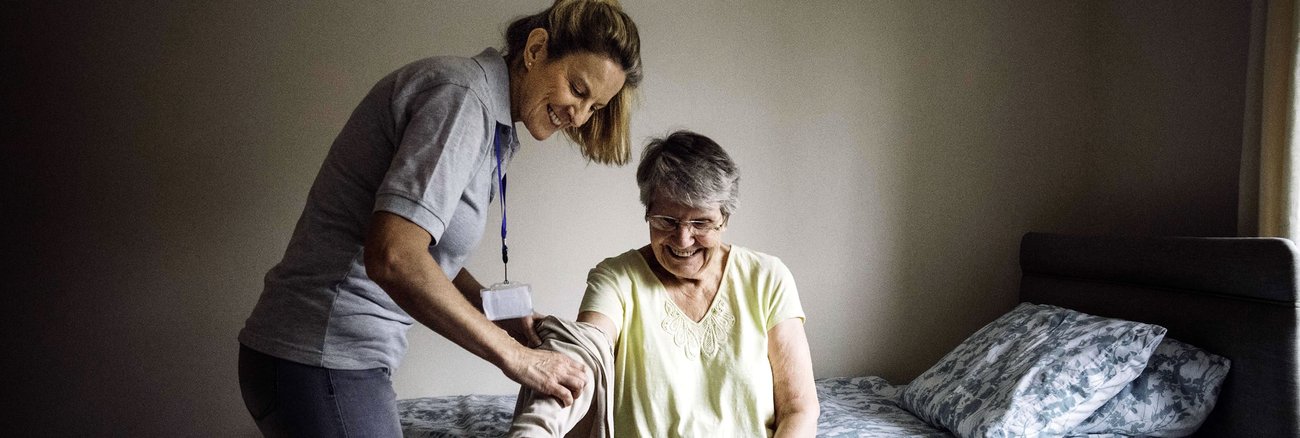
238,345,401,437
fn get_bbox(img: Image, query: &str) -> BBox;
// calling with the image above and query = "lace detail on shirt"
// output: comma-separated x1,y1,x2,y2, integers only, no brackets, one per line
660,300,735,358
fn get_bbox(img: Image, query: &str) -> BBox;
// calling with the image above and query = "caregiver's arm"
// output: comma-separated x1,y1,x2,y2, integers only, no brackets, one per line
365,211,586,406
769,318,818,438
451,268,543,347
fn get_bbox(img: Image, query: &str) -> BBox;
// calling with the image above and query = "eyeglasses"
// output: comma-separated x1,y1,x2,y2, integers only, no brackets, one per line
645,215,726,235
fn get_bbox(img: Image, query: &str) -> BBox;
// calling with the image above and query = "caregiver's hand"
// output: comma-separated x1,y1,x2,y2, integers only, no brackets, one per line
503,346,587,407
495,312,544,347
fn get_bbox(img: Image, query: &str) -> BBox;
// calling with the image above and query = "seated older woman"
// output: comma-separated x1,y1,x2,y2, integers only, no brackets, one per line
578,131,818,437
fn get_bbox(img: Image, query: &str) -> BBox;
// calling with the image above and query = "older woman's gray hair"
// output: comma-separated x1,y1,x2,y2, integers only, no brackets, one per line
636,130,740,216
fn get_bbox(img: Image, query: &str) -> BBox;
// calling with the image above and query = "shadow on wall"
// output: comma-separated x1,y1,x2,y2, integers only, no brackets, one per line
884,2,1099,382
883,0,1248,382
8,0,512,435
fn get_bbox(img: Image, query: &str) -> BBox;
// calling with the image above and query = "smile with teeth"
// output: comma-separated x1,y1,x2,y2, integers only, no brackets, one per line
547,106,563,127
668,246,697,258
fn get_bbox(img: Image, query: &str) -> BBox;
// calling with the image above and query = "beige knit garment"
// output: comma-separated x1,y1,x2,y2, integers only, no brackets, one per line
507,316,614,438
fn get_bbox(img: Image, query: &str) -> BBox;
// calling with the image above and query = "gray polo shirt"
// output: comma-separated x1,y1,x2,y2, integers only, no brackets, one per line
239,48,519,370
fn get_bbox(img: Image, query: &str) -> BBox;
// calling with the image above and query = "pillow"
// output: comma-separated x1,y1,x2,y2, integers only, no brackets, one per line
900,303,1167,438
1067,337,1231,437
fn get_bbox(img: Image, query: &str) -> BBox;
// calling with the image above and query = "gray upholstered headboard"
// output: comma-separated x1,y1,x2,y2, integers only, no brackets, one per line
1018,232,1300,437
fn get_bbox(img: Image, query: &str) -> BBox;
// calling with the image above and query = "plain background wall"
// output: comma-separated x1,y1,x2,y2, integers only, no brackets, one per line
6,1,1249,436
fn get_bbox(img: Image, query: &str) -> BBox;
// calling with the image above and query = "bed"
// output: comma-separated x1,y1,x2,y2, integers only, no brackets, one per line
398,232,1300,437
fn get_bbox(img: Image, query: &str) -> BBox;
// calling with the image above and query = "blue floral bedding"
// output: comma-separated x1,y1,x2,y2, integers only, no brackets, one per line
400,394,517,438
398,376,950,437
816,376,951,437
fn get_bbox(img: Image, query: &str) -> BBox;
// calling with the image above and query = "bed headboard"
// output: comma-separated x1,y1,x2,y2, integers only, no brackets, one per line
1018,232,1300,437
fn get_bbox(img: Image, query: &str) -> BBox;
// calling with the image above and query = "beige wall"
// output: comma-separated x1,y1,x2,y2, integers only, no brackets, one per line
9,1,1248,436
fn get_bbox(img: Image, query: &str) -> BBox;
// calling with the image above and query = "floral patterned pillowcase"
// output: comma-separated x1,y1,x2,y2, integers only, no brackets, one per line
900,303,1167,438
1067,337,1231,437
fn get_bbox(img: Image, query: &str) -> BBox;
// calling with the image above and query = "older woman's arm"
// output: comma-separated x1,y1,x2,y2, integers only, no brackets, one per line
577,311,620,347
769,318,818,437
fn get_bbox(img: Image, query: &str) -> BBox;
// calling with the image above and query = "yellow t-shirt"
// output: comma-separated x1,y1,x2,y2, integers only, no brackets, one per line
579,245,806,438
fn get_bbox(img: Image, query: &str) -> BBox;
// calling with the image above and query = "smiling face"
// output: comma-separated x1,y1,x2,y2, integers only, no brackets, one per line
646,195,728,282
510,30,626,141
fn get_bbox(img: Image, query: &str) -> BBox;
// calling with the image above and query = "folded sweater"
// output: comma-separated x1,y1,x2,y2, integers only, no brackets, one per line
508,316,614,438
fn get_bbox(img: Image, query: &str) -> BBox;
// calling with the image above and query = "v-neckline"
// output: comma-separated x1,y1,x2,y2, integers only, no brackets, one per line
636,245,733,324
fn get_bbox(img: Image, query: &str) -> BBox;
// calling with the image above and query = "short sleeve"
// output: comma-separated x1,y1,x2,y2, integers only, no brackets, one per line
374,83,491,243
580,258,630,334
763,257,805,331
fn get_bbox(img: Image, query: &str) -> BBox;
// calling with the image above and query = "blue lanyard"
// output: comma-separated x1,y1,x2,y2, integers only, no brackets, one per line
492,123,510,282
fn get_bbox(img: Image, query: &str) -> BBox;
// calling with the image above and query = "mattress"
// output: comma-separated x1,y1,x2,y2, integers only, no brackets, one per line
398,376,950,437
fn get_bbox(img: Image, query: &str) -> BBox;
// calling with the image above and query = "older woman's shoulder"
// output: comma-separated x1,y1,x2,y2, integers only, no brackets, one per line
591,248,647,272
586,248,655,290
728,245,791,272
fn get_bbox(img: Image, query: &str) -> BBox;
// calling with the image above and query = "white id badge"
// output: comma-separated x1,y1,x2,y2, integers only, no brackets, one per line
481,282,533,321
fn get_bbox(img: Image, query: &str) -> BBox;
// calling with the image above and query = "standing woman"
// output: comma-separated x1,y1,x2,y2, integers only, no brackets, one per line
237,1,642,436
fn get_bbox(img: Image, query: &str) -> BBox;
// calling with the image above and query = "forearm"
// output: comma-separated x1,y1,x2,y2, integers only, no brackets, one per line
372,252,520,367
769,318,818,438
452,268,486,311
365,212,584,405
773,406,819,438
